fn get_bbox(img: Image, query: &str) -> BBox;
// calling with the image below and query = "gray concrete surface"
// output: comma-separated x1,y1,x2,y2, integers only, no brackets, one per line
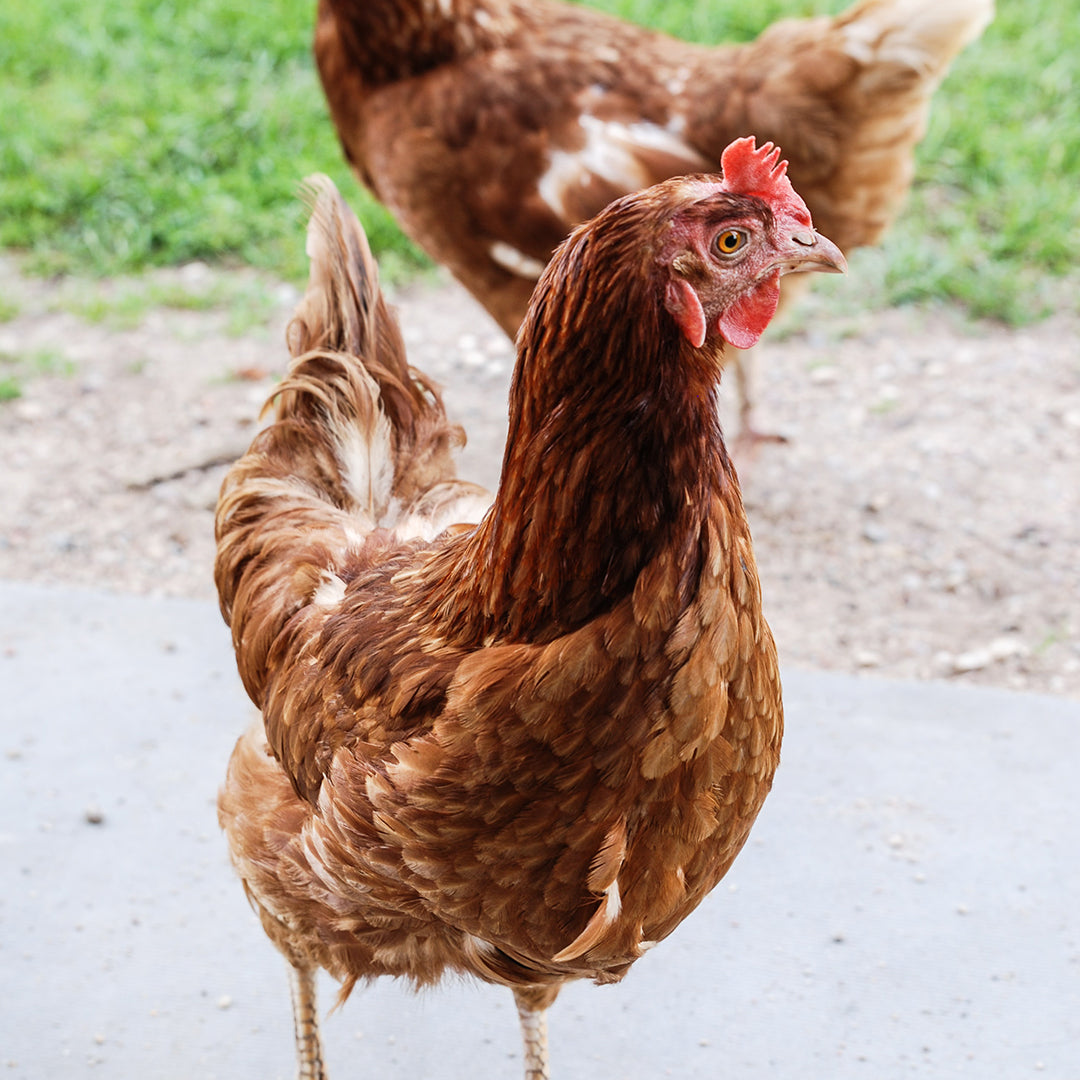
1,581,1077,1079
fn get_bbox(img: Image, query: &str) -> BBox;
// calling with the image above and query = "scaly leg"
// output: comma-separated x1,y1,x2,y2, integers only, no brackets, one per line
732,345,787,457
513,984,561,1080
287,962,328,1080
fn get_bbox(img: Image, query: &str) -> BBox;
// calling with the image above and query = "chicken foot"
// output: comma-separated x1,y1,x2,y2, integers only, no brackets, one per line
287,962,328,1080
513,985,561,1080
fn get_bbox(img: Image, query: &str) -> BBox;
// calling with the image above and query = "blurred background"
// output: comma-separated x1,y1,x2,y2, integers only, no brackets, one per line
1,0,1076,310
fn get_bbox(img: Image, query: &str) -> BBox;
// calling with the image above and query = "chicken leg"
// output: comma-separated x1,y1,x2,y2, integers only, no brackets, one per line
513,985,561,1080
284,968,558,1080
287,963,561,1080
287,962,328,1080
730,344,788,456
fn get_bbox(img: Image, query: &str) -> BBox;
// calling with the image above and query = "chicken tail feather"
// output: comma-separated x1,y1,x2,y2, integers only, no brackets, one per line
215,176,484,706
752,0,992,253
839,0,993,79
285,174,469,516
832,0,992,239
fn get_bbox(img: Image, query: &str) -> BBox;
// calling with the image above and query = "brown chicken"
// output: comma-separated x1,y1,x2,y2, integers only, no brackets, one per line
314,0,991,446
215,138,845,1079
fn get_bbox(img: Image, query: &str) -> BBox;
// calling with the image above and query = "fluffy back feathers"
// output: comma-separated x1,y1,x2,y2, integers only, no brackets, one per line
214,177,477,703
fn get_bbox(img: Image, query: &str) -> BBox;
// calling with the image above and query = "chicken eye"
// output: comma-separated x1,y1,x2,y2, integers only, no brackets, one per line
714,229,747,256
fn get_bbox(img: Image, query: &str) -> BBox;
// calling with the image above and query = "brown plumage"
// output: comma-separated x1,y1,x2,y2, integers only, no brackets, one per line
314,0,991,446
216,140,845,1079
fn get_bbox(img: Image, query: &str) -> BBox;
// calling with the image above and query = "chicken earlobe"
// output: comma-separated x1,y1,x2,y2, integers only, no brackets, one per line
664,277,707,348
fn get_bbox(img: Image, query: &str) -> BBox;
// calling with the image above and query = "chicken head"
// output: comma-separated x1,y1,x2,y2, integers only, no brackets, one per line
662,138,846,352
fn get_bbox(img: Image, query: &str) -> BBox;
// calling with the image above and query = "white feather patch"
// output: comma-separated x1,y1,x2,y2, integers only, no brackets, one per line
538,114,705,223
332,402,394,520
551,879,622,963
342,525,369,550
312,572,347,609
391,489,492,543
665,66,692,97
489,241,547,280
465,933,497,957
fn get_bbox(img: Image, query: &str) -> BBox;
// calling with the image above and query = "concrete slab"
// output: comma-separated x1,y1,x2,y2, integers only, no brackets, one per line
1,582,1077,1078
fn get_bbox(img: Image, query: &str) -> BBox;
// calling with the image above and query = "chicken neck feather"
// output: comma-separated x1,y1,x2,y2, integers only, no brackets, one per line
417,196,741,645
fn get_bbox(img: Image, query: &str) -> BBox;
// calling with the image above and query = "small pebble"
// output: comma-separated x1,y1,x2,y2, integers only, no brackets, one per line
809,364,839,385
179,261,211,285
217,995,233,1010
84,805,105,826
951,637,1026,673
13,401,45,421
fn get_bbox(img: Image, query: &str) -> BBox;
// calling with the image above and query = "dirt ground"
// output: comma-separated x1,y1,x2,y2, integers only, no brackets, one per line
1,254,1077,698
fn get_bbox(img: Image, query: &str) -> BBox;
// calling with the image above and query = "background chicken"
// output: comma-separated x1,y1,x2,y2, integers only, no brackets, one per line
216,139,843,1078
313,0,991,447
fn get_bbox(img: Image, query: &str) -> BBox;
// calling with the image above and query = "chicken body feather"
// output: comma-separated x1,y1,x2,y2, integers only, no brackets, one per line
217,151,843,1076
314,0,991,444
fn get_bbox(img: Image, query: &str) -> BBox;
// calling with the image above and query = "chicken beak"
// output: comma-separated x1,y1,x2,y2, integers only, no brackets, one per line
778,228,847,275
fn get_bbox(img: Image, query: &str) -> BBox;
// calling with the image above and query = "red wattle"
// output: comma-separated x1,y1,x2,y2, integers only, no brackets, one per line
717,273,781,350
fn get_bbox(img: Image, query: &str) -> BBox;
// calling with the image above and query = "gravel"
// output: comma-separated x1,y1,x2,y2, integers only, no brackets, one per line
1,255,1077,698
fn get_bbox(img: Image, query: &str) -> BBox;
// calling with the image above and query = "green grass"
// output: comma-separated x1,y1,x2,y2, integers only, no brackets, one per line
0,0,419,282
61,289,159,331
0,377,22,403
0,347,77,404
30,348,78,377
0,0,1077,321
58,273,283,333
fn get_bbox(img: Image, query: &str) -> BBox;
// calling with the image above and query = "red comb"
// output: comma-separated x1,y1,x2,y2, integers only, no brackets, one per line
720,136,808,221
